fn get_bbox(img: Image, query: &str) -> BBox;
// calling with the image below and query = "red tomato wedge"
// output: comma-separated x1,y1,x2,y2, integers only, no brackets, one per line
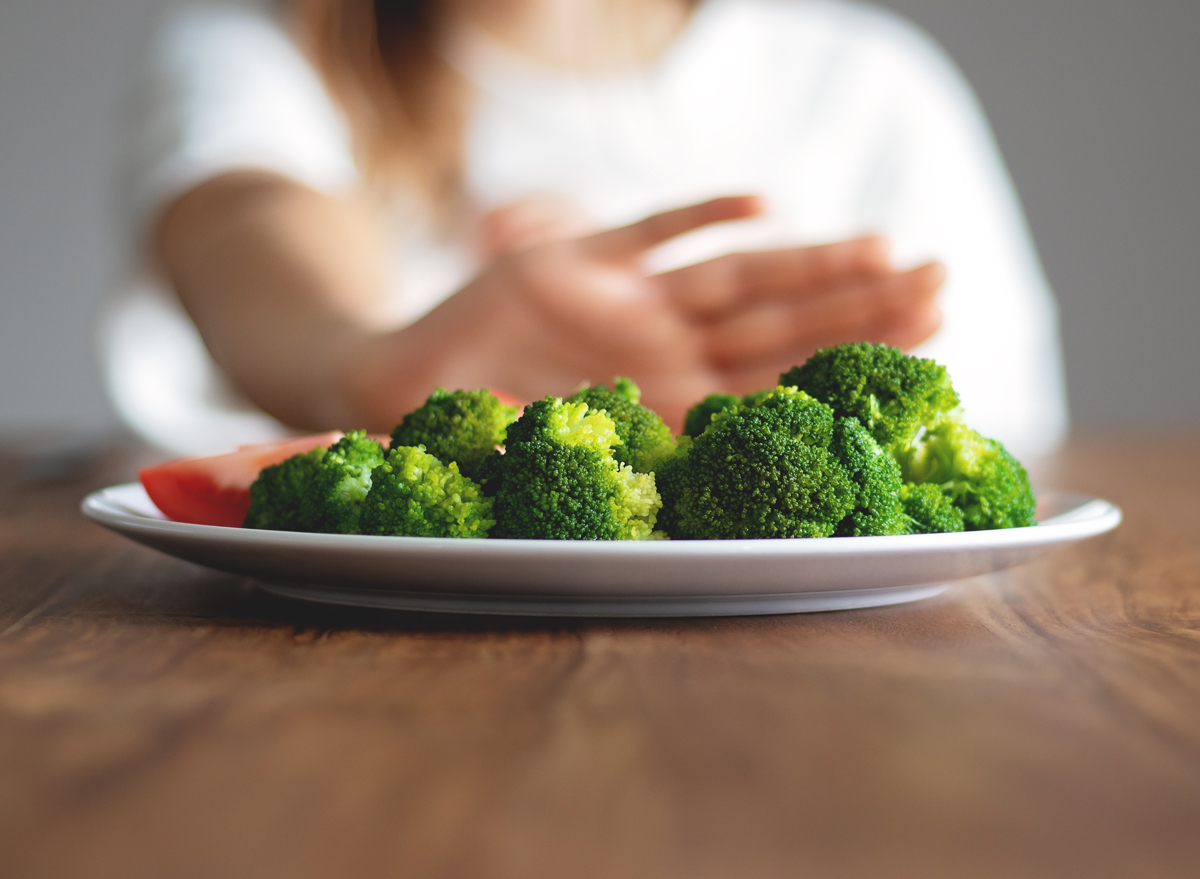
139,432,343,527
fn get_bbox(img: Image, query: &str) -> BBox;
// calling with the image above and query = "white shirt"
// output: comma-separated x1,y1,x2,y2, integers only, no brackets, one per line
105,0,1069,458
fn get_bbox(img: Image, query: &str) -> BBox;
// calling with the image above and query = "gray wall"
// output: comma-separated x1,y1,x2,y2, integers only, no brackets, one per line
886,0,1200,426
0,0,1197,435
0,0,180,435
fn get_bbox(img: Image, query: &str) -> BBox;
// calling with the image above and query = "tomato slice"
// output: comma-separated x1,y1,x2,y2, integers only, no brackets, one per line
139,432,343,527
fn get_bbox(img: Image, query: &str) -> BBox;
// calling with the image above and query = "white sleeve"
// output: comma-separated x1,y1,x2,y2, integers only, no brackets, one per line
107,4,360,456
118,3,360,251
839,9,1069,459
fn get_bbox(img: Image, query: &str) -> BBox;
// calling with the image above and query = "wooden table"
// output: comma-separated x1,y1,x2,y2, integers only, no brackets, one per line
1,434,1198,879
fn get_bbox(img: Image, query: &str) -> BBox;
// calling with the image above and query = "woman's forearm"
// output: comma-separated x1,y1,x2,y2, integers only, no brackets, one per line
158,172,396,430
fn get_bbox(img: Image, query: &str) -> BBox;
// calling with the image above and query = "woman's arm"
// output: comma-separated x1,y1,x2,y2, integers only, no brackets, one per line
159,171,392,430
160,174,944,432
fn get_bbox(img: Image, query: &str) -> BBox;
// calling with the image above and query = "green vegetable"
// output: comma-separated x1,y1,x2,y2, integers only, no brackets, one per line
780,342,958,452
360,446,494,538
830,416,908,537
899,481,965,534
659,387,857,539
242,345,1035,540
299,430,385,534
894,415,1036,530
389,388,519,479
567,377,676,472
243,447,326,531
649,436,690,538
782,342,1034,532
738,388,777,410
489,397,662,540
682,393,741,438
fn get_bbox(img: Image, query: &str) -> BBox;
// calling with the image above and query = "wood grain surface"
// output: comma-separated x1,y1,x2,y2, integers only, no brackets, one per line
0,434,1198,879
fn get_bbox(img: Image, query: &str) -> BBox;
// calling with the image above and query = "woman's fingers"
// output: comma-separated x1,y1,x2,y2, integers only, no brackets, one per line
658,237,893,317
873,299,944,352
583,196,763,262
702,261,945,367
718,302,944,396
478,197,594,258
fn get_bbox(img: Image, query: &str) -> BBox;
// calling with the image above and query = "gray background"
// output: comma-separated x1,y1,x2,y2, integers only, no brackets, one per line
0,0,1196,436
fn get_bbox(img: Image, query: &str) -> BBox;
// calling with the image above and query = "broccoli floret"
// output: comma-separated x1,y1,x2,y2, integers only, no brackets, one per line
679,389,788,438
299,430,385,534
899,482,965,533
781,342,959,451
895,415,1035,530
660,387,856,539
682,393,742,438
830,416,908,536
648,435,691,538
739,388,777,409
489,398,662,540
780,342,1034,531
567,377,676,472
360,445,494,537
389,388,519,479
243,447,326,531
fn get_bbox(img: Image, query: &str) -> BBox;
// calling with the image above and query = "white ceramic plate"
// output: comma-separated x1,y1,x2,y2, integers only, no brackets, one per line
82,483,1120,617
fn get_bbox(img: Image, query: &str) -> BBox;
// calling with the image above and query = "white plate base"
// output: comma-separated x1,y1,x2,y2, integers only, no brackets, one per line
257,581,951,617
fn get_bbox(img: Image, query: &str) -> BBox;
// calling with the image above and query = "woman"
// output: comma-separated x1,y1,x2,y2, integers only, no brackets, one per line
106,0,1067,457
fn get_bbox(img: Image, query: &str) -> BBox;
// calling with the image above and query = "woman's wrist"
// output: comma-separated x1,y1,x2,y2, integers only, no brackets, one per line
335,321,457,432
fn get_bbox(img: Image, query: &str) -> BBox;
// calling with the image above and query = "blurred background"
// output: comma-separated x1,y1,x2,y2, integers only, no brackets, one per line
0,0,1196,440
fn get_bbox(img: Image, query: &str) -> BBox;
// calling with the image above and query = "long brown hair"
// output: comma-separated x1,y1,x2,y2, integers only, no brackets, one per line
291,0,466,214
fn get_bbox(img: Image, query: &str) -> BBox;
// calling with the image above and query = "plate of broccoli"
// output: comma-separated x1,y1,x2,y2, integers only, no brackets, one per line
83,343,1121,616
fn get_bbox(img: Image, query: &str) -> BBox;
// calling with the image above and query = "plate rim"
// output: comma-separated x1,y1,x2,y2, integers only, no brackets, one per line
80,483,1122,617
81,482,1122,557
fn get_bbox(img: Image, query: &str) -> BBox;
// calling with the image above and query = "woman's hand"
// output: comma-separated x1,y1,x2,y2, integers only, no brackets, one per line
349,196,944,430
658,230,945,398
